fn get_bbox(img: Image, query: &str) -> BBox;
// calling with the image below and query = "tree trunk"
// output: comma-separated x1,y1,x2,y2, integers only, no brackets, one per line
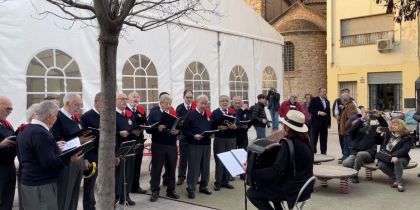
97,31,119,210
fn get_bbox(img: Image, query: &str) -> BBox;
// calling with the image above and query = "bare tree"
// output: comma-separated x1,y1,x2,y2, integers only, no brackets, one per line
376,0,420,23
42,1,216,209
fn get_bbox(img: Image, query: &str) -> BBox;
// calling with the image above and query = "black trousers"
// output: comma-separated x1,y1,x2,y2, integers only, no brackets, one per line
177,140,189,179
83,155,98,210
0,165,16,210
213,137,236,186
115,156,134,201
310,124,328,154
247,188,285,210
149,143,177,193
131,144,144,191
236,131,248,150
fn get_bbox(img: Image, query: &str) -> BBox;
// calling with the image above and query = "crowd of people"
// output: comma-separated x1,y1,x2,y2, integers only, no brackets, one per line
0,85,418,210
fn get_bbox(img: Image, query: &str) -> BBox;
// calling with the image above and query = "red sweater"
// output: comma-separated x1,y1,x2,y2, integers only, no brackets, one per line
279,100,303,117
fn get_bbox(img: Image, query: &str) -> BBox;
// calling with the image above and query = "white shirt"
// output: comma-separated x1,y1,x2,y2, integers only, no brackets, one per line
127,103,135,112
93,107,99,114
61,107,73,120
31,119,49,131
116,108,123,115
184,103,191,110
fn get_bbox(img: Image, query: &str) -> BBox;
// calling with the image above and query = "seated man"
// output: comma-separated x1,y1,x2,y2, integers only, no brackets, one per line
343,110,388,183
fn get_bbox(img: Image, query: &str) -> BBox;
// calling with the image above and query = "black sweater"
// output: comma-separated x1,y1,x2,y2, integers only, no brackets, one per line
255,137,313,199
210,108,236,138
0,123,15,166
146,109,177,146
115,111,137,150
80,109,100,162
182,110,211,145
17,124,68,186
51,110,81,141
348,116,388,157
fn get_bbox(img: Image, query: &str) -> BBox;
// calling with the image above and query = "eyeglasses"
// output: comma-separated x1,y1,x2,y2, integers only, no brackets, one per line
185,97,193,99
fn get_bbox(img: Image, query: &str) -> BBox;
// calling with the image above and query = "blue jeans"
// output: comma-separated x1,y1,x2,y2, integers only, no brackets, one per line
255,127,266,139
343,135,352,160
378,157,408,183
270,110,279,129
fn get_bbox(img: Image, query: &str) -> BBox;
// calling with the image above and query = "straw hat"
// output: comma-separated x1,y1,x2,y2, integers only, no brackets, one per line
280,110,308,133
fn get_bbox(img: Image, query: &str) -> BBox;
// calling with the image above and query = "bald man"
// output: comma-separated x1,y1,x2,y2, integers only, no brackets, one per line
0,96,16,210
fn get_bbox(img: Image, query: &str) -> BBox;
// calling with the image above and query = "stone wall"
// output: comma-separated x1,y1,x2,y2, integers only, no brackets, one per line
244,0,265,17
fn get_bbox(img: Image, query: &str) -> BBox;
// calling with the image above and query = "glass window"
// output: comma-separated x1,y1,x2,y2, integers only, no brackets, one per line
284,42,294,71
262,66,277,95
26,49,82,108
229,65,249,104
122,54,158,113
185,61,211,107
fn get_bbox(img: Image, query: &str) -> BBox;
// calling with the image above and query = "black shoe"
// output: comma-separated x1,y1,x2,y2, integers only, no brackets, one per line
214,185,221,191
150,192,159,202
166,191,180,199
120,198,136,206
199,188,212,195
351,176,359,184
418,173,420,177
132,187,147,194
240,174,246,180
177,178,185,185
222,183,234,189
187,192,195,199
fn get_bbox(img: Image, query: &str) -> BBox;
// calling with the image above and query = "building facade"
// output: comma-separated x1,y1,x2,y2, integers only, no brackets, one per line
245,0,327,100
327,0,420,111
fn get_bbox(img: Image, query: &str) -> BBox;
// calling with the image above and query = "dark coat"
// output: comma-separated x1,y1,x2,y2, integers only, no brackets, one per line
254,137,313,201
251,102,267,128
378,132,413,161
308,96,331,127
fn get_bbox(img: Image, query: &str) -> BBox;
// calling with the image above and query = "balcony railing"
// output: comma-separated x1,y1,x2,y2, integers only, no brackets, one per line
340,31,394,47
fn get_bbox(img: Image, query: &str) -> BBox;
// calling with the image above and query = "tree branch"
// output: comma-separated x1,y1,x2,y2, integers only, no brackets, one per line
44,0,96,20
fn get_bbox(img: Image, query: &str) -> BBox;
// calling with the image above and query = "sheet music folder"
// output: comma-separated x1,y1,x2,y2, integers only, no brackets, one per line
218,114,236,126
216,149,247,177
66,127,99,140
200,130,219,136
60,140,95,158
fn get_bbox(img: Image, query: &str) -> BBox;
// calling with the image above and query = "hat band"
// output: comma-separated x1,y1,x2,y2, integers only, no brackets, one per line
285,116,304,128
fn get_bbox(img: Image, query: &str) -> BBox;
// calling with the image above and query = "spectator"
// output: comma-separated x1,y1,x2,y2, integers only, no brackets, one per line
279,94,302,118
267,88,280,131
301,94,312,132
251,94,268,139
339,93,358,161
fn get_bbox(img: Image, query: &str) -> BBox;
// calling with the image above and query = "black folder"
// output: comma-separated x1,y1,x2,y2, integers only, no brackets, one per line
170,117,184,130
139,122,159,130
159,112,177,127
200,130,219,136
60,140,95,158
218,114,236,126
66,127,99,140
135,116,147,126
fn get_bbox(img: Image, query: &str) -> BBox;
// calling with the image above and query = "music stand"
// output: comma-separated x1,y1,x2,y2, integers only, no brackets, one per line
116,140,137,209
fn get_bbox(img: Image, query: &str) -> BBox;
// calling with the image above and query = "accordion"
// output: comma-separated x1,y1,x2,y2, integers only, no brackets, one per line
246,138,281,190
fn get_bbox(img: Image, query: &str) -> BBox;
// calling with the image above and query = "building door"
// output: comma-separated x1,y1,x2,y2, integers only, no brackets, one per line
368,72,402,111
339,81,357,99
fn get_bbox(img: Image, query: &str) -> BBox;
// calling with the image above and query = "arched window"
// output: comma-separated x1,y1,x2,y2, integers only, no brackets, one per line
122,54,158,112
229,65,249,104
26,49,82,107
184,61,211,106
262,66,277,95
284,41,294,71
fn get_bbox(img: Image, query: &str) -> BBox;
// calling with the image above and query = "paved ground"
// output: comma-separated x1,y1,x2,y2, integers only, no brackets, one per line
12,124,420,210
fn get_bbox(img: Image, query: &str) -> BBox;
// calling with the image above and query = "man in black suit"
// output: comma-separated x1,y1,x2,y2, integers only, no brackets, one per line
175,89,194,185
0,96,15,210
80,93,101,210
51,93,94,210
115,92,140,206
147,94,180,202
126,92,147,195
308,87,331,154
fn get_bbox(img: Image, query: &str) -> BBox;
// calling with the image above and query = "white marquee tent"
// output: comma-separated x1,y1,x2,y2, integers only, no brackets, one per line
0,0,284,127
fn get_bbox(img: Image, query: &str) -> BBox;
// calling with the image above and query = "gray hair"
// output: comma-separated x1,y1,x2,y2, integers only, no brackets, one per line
26,103,39,122
196,94,208,102
341,93,351,103
36,100,59,120
94,92,102,102
219,95,230,101
232,95,242,101
128,92,139,98
159,94,172,103
63,93,80,104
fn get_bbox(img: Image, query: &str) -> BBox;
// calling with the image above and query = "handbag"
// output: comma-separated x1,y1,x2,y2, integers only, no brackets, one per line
376,148,392,164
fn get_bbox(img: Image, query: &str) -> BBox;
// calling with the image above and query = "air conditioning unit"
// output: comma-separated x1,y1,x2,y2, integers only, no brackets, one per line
377,39,393,52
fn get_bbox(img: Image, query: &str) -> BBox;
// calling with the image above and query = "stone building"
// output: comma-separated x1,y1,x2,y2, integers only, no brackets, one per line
245,0,326,100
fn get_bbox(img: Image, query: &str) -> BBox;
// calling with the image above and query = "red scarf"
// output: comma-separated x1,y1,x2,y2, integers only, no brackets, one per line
71,114,81,123
2,119,13,130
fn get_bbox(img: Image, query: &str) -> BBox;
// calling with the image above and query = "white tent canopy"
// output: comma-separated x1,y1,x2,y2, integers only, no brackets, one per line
0,0,283,127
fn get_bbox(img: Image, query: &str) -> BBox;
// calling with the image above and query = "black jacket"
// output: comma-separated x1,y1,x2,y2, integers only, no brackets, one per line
146,109,177,146
51,110,81,141
308,96,331,127
267,92,280,111
378,132,413,161
348,116,388,157
182,110,211,145
80,109,100,162
251,102,267,128
0,122,15,166
255,137,313,200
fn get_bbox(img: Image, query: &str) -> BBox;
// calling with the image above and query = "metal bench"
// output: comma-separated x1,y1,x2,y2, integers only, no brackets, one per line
363,161,418,180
